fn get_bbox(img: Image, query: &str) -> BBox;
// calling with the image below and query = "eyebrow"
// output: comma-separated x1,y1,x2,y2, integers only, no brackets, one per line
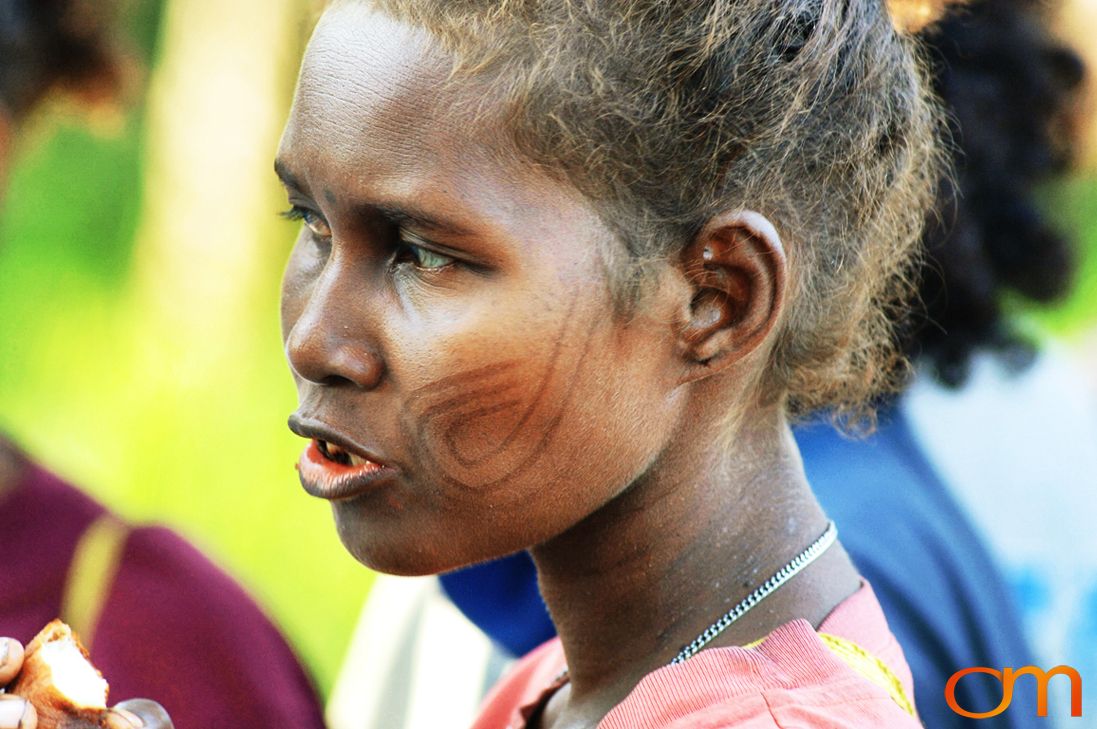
274,158,477,239
373,203,477,239
274,158,302,191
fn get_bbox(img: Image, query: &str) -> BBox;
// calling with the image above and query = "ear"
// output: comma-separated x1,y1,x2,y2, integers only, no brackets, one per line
677,210,786,381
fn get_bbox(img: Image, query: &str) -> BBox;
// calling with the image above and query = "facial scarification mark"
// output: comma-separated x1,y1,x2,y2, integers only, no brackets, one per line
401,294,597,490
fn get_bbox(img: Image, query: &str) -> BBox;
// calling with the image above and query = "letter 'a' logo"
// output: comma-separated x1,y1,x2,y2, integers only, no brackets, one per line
946,665,1083,719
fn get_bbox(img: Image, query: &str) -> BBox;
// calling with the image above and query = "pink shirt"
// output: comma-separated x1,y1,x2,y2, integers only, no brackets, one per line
471,584,921,728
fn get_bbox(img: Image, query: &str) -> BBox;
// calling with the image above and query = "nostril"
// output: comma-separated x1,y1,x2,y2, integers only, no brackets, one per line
326,345,385,389
318,373,359,388
287,326,385,390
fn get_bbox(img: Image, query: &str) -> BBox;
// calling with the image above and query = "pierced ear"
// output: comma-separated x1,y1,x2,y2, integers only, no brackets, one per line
678,211,786,379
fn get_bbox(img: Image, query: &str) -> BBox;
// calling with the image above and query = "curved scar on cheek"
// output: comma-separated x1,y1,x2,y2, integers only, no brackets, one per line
401,295,597,490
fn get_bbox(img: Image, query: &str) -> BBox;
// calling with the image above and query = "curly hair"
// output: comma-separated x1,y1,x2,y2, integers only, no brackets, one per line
0,0,122,118
367,0,945,423
911,0,1085,386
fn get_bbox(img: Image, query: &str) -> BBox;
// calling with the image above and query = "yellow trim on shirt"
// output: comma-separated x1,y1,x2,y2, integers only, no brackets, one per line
743,632,916,718
60,515,130,650
818,632,917,717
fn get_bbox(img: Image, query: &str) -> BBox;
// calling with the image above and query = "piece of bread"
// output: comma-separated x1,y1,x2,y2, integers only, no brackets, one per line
9,621,109,729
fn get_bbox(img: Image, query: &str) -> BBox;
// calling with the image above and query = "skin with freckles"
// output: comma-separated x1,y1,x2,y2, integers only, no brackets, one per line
279,5,862,727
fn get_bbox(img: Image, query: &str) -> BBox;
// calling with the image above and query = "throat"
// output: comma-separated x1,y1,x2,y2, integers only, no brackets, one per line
528,425,861,720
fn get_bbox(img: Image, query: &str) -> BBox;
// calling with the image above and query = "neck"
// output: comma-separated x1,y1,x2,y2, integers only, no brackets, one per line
530,405,860,724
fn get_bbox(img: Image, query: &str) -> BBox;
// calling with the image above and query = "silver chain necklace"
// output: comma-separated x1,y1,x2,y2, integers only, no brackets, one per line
671,520,839,664
556,520,839,683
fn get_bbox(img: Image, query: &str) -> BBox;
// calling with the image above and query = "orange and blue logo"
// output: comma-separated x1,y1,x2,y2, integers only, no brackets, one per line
946,665,1083,719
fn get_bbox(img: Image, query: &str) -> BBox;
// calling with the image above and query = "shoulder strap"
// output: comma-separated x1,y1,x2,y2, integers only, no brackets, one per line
61,514,131,650
818,632,918,718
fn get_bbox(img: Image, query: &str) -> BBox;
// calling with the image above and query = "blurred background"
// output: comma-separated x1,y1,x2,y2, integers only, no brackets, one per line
0,0,1094,702
0,0,369,696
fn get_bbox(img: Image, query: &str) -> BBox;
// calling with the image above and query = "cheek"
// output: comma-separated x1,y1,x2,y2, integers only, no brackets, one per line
398,293,677,516
397,293,594,493
279,238,318,342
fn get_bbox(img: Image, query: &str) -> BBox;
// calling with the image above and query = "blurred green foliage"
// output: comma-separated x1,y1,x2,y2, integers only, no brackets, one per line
0,0,371,698
0,117,372,697
1033,175,1097,335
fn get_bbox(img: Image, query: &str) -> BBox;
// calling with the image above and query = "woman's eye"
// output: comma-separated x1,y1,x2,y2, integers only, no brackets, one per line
395,236,455,271
281,206,332,239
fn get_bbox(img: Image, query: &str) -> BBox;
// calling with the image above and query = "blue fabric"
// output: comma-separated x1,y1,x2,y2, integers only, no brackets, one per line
439,550,555,657
440,410,1040,728
798,410,1039,728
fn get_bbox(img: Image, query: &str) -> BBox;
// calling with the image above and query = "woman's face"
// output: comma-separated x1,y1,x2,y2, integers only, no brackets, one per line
277,5,688,575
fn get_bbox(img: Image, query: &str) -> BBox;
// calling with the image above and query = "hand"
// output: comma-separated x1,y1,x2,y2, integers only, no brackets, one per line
0,638,174,729
0,637,34,729
103,700,175,729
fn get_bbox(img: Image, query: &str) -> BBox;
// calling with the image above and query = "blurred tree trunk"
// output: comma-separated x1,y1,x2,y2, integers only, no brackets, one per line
112,0,375,695
129,0,311,374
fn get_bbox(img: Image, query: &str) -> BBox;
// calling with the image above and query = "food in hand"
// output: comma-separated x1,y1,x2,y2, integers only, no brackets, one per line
9,621,109,728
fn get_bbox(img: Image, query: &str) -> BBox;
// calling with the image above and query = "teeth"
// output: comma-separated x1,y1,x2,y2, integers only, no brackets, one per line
318,439,375,468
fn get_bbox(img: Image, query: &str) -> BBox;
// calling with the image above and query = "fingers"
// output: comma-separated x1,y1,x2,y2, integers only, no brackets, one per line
0,640,34,728
103,708,143,729
105,699,174,729
0,639,24,686
0,695,36,729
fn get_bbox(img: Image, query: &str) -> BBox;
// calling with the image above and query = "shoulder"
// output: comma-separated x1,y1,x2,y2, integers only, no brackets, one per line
601,614,920,729
476,591,920,729
92,525,325,729
0,457,110,641
796,415,1037,726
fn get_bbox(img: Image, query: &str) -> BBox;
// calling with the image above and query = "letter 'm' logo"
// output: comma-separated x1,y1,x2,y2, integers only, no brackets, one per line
945,665,1083,719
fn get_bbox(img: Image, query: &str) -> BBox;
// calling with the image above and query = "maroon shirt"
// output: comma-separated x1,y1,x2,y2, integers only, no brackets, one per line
0,459,327,729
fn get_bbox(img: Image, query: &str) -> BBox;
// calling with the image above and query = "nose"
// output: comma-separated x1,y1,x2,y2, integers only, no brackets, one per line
284,267,385,390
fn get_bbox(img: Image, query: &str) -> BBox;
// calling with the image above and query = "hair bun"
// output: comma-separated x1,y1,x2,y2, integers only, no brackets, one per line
886,0,967,33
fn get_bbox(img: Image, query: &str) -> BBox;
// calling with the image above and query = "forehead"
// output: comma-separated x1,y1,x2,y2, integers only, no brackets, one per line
280,5,495,191
277,4,619,272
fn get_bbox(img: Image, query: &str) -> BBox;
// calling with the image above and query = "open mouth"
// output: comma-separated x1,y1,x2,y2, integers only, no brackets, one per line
287,414,394,499
296,437,390,500
316,439,376,469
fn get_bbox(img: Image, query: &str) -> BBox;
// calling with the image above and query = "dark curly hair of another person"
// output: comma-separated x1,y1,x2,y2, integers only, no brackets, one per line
0,0,122,119
912,0,1085,386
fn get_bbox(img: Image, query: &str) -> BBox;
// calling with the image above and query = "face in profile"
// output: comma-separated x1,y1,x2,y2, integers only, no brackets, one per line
277,5,689,575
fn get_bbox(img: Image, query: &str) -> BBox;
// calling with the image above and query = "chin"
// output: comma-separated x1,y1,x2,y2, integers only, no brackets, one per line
333,507,468,577
332,504,534,577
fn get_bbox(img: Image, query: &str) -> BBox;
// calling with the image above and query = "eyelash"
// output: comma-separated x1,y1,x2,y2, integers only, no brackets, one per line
280,206,330,238
279,205,455,272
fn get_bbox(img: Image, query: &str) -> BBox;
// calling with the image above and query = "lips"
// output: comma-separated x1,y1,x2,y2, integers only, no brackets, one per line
288,415,396,500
